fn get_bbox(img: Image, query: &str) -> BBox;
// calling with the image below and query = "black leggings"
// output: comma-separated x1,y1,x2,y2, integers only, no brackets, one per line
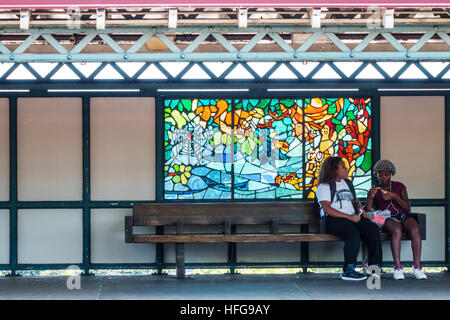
325,216,383,271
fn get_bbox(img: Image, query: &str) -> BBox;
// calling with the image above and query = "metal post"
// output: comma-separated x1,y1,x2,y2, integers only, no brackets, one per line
228,99,238,275
366,89,380,185
301,95,308,274
7,97,19,277
82,96,93,276
445,94,450,268
153,93,167,276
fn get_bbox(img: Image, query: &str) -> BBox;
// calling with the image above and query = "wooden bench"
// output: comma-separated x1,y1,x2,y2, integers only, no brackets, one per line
125,201,426,279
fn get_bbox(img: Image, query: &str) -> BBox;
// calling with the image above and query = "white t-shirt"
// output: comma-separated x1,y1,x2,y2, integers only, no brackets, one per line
316,180,355,217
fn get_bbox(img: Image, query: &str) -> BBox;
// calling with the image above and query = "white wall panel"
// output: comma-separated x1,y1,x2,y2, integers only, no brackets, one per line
17,98,82,201
18,209,83,264
380,96,445,199
0,210,9,264
91,209,156,263
90,97,155,201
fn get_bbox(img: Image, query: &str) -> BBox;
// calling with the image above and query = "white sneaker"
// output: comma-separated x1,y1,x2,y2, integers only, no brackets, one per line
412,264,427,280
393,265,405,280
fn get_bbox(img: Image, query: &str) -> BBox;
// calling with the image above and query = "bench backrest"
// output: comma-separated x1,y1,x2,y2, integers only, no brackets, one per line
132,201,317,226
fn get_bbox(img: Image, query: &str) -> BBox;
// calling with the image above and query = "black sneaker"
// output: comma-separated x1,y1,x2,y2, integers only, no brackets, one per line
340,269,368,281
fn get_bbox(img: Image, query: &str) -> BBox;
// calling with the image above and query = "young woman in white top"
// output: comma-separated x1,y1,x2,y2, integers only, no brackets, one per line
316,156,382,281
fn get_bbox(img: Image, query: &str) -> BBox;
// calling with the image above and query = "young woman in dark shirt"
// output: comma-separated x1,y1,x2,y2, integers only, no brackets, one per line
365,159,426,280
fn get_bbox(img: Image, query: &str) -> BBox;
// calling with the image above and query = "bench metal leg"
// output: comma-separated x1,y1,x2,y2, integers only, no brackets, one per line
176,243,185,279
124,216,133,243
153,226,168,276
300,225,309,274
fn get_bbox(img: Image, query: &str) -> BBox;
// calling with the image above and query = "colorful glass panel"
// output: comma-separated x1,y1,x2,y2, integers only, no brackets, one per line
164,98,233,199
164,97,372,200
303,98,372,198
234,99,303,199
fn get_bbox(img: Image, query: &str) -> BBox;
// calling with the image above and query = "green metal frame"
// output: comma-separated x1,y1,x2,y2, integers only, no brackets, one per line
1,25,450,63
447,94,450,269
0,82,448,275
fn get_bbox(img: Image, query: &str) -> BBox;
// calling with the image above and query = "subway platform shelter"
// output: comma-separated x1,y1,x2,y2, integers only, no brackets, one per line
0,1,449,300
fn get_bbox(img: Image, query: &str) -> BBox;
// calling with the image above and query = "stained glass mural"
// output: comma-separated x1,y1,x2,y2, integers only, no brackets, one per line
164,99,233,199
233,99,303,199
303,98,372,198
164,97,372,200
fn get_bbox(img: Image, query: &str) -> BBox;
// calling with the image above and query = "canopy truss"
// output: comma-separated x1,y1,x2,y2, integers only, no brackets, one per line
0,24,450,62
0,7,448,83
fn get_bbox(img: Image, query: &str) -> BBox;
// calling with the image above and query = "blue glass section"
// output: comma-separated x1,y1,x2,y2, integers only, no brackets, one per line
165,180,174,191
204,188,223,199
191,167,211,176
187,175,208,190
206,170,221,183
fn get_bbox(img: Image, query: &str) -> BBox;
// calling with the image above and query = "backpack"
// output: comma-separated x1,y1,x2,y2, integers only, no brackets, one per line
313,178,358,219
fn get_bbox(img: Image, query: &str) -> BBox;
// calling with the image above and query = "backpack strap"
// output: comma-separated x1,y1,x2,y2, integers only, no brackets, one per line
321,182,337,218
345,178,362,214
344,178,357,200
330,181,337,204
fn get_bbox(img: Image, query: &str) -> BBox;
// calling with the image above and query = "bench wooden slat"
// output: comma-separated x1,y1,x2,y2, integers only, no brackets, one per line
133,233,340,243
133,201,315,226
130,232,414,243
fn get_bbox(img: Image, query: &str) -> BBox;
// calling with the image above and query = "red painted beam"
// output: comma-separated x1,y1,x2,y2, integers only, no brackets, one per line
0,1,449,9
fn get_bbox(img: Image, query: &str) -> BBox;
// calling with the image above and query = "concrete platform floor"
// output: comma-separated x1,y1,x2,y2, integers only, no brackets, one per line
0,273,449,300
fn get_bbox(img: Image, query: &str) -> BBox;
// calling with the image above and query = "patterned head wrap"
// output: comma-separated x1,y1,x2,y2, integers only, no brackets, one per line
373,159,396,176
